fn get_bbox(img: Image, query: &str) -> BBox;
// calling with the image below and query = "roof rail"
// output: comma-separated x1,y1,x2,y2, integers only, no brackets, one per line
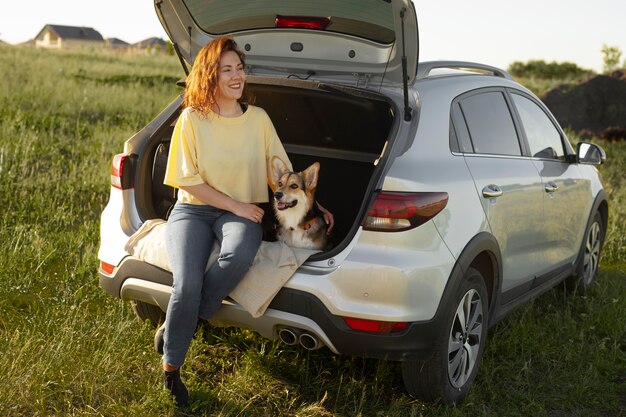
416,61,513,80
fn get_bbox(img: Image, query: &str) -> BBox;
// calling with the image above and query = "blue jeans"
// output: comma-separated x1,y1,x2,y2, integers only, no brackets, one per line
163,202,262,367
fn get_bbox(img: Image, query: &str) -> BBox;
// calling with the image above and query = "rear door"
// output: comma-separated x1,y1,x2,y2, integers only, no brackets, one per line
451,88,546,299
509,91,592,276
155,0,418,87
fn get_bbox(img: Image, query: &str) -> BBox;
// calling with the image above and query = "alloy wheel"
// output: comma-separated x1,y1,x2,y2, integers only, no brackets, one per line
582,221,602,285
448,289,484,389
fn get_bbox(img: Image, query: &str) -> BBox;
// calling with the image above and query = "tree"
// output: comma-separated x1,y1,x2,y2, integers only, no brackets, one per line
601,44,622,73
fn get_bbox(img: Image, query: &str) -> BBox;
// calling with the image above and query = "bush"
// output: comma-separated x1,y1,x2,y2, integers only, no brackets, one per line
508,59,592,79
601,44,622,73
601,126,626,141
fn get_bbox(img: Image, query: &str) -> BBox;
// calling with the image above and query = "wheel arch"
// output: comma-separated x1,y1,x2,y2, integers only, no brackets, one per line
438,232,502,328
596,191,609,235
573,190,609,270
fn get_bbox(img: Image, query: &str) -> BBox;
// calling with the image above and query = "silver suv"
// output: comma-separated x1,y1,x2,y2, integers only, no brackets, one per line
98,0,608,404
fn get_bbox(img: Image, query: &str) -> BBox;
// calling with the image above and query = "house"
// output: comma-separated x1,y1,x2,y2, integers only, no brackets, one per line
35,24,105,50
133,37,168,54
106,37,131,52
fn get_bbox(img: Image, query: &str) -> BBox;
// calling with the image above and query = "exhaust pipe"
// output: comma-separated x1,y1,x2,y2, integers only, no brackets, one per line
299,332,320,350
278,328,300,346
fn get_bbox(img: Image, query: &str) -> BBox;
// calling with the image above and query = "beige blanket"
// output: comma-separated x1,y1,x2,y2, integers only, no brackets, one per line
124,219,318,318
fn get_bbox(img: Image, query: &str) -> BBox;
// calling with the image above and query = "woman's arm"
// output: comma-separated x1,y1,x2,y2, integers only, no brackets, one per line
316,201,334,234
181,183,265,224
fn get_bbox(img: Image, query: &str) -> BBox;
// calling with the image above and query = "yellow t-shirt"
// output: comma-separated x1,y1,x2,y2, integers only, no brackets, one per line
164,105,292,205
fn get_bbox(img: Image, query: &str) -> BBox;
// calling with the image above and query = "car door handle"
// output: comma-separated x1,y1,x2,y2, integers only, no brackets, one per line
545,182,559,193
482,184,503,198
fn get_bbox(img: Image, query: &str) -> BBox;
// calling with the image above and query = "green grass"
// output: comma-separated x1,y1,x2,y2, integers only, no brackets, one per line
0,45,624,417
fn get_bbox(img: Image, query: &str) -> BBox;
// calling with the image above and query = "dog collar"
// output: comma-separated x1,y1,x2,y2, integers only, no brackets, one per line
300,216,321,231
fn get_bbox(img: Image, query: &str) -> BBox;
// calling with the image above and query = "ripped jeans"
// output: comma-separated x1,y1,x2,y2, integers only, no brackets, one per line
163,202,262,367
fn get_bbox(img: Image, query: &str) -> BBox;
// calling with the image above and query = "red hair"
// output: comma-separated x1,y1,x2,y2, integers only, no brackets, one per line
183,36,253,115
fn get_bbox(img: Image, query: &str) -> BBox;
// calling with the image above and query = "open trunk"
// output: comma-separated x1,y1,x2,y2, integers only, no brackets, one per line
136,78,397,258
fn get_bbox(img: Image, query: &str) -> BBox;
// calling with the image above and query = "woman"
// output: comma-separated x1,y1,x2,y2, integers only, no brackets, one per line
159,36,333,405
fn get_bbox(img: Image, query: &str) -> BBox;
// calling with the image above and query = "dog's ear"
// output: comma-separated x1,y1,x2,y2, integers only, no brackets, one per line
302,162,320,191
270,156,290,191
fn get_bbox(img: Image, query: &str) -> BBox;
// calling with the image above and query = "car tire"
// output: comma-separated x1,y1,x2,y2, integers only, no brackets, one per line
130,300,165,328
565,211,604,294
401,267,489,404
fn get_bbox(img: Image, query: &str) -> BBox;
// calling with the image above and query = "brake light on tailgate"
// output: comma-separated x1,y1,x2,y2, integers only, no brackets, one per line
275,15,331,30
362,191,448,232
111,153,132,190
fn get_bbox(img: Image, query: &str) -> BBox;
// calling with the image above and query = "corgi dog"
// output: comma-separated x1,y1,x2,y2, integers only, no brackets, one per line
270,156,330,251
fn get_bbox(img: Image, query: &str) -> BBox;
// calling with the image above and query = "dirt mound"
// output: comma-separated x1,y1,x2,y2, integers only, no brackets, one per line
541,70,626,139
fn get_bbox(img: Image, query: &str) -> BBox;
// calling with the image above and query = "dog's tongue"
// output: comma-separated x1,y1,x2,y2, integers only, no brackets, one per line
276,200,297,210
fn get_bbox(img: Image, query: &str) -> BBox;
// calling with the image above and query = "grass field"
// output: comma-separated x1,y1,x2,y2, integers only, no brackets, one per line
0,45,624,417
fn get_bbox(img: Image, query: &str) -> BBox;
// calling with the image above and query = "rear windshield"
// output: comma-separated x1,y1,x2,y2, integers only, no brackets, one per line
182,0,395,44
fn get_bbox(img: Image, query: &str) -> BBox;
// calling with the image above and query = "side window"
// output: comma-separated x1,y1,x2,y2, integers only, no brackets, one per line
459,91,522,156
450,103,473,153
511,94,565,159
449,116,460,153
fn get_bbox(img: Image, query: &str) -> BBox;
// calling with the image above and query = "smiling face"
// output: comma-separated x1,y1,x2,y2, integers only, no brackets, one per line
183,37,250,115
215,50,246,104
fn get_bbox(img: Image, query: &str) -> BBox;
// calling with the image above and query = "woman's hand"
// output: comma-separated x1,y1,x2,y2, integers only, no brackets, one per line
316,202,334,234
233,201,265,224
181,184,264,223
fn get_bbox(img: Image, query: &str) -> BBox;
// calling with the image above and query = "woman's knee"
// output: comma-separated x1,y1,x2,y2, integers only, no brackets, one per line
218,237,260,275
217,246,256,270
217,215,262,247
171,276,204,303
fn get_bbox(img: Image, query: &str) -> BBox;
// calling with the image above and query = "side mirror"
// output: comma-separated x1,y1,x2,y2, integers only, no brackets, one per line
576,142,606,165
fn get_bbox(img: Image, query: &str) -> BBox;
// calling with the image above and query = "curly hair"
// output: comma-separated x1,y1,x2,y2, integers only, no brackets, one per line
183,36,253,116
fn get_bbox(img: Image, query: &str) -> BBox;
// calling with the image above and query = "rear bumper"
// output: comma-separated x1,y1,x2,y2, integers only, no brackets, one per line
267,287,441,361
99,257,443,361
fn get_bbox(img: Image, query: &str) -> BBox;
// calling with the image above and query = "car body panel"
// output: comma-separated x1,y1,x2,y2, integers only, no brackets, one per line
531,160,592,266
464,155,545,292
283,221,455,322
155,0,418,86
381,91,490,261
98,188,137,266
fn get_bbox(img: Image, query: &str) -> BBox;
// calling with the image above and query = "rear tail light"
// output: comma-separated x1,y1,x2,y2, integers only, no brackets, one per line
100,261,116,275
362,191,449,232
275,15,331,30
343,317,409,334
111,153,132,190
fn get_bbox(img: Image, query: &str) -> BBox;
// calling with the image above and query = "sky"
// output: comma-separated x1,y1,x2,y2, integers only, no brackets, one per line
1,1,624,73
